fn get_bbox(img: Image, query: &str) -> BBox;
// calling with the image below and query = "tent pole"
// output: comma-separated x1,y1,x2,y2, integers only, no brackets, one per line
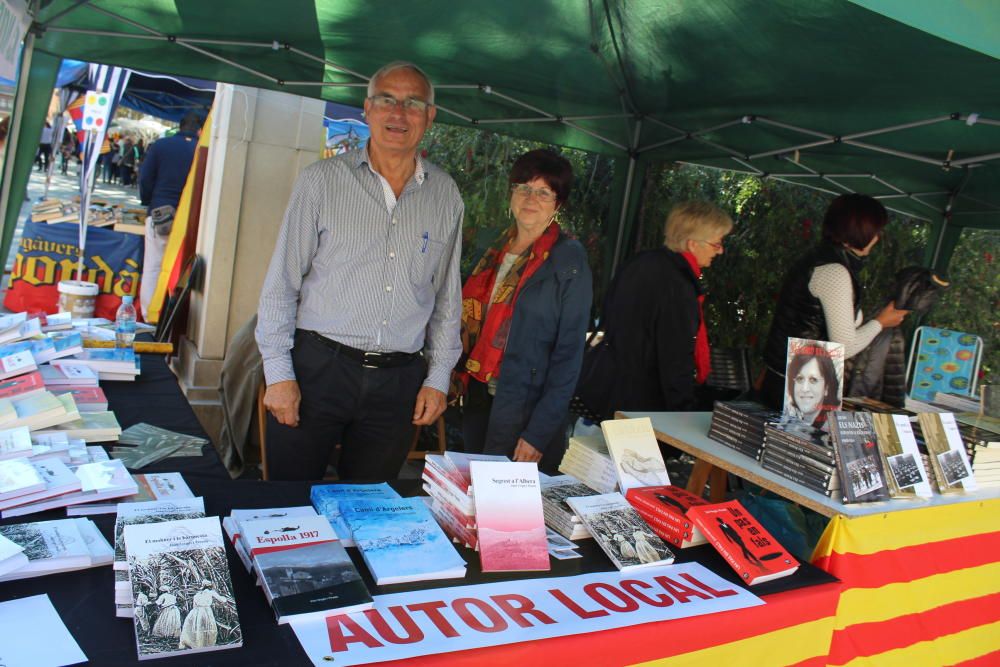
0,25,36,225
611,120,642,275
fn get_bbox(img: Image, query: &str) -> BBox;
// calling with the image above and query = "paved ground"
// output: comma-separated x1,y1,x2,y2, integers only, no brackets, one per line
6,165,143,272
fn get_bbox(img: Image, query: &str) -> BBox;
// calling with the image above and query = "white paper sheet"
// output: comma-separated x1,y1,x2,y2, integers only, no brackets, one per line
0,594,87,666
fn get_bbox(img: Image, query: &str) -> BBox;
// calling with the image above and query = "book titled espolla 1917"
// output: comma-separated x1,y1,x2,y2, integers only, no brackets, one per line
470,461,549,572
687,500,799,585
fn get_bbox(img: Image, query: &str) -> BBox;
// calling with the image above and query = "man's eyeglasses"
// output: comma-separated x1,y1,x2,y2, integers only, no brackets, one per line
511,183,557,203
367,94,431,114
695,239,724,251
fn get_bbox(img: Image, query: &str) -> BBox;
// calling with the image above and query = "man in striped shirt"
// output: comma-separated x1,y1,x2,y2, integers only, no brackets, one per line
255,62,463,481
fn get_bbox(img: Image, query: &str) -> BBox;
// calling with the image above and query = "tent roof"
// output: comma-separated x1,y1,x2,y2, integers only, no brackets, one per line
30,0,1000,228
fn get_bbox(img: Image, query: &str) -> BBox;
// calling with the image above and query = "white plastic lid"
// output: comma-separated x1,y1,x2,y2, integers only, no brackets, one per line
57,280,99,296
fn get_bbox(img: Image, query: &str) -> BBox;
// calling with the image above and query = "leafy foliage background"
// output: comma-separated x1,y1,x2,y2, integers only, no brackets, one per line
422,126,998,387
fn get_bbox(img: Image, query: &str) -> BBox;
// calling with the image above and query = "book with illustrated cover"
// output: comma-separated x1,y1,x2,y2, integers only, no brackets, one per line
114,497,206,571
0,348,36,380
341,497,466,585
123,517,242,660
223,505,317,546
0,458,80,513
871,413,932,498
51,385,107,412
0,531,27,577
470,461,549,572
39,363,99,387
56,348,137,374
47,331,84,359
6,391,72,430
566,493,674,571
0,518,93,581
5,459,138,517
0,312,27,344
240,514,337,562
539,474,596,540
0,426,32,460
0,370,46,402
0,458,45,501
74,517,113,567
256,540,372,625
828,411,889,503
600,418,670,492
917,413,977,493
69,472,194,516
687,500,799,585
309,482,400,546
783,338,845,427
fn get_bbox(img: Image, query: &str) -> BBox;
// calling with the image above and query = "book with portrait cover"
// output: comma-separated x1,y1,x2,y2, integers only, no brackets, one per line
600,417,670,492
566,493,674,571
470,461,549,572
782,337,845,427
687,500,799,585
123,517,242,660
309,482,400,546
256,540,372,625
828,411,889,503
341,497,466,585
871,413,932,498
917,412,977,493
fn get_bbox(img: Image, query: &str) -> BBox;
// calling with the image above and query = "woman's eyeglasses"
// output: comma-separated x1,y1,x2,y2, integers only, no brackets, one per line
511,183,557,203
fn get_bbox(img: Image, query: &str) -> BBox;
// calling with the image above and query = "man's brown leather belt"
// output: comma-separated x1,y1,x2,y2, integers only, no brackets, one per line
302,330,421,368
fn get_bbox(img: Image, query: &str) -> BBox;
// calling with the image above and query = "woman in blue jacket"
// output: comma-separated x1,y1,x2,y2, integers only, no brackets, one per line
452,149,592,472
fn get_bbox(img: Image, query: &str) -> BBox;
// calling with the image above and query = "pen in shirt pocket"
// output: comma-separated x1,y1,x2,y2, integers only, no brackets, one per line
421,231,429,253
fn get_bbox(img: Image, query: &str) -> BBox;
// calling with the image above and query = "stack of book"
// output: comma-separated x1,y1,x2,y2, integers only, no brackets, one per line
70,471,193,516
915,413,977,494
0,313,40,346
952,415,1000,487
539,474,596,540
762,418,840,497
55,348,141,382
34,411,122,443
708,400,780,459
0,390,81,432
223,505,318,575
828,412,890,503
122,516,242,659
310,482,401,545
342,496,468,584
557,435,618,493
2,458,138,518
0,517,112,582
566,493,675,571
624,485,708,549
113,497,207,618
421,452,507,549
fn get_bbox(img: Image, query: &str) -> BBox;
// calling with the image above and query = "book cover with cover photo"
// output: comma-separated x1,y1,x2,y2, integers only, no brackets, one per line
783,337,845,428
470,461,549,572
566,493,674,571
871,413,932,498
600,417,670,492
341,497,466,585
828,411,889,503
917,412,977,493
124,517,242,660
687,500,799,585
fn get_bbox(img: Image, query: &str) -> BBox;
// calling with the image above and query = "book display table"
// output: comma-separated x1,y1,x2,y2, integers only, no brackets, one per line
624,410,1000,665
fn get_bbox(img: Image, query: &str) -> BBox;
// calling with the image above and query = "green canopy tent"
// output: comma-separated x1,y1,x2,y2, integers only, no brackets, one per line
4,0,999,278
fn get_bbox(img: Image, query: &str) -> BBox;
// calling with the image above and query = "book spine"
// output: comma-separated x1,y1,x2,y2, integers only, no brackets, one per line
762,443,836,476
706,426,763,458
632,507,689,547
760,456,835,495
421,468,473,515
710,411,766,438
764,432,836,462
624,491,691,529
761,450,834,487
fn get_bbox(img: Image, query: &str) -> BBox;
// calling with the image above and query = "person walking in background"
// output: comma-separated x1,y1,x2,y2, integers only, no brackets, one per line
99,135,113,183
452,149,592,472
120,136,136,186
138,113,202,318
36,120,53,172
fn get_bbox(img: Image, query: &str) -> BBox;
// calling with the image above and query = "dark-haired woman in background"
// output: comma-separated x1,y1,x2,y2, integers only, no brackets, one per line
452,149,592,471
761,193,909,410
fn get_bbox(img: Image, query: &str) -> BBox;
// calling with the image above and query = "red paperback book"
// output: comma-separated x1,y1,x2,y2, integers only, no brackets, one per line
687,499,799,585
0,371,46,401
631,504,699,548
49,386,108,412
625,485,707,530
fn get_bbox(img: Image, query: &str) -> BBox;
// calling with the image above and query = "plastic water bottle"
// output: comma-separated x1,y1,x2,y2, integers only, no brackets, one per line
115,295,137,350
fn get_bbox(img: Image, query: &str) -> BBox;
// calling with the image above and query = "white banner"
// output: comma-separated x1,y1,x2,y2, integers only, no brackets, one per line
291,562,762,666
0,0,29,82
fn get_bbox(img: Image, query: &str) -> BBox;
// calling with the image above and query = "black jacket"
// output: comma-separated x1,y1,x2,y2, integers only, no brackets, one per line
576,247,701,419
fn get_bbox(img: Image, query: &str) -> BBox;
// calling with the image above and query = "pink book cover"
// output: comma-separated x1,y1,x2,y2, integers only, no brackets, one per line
470,461,549,572
0,371,45,400
51,386,108,410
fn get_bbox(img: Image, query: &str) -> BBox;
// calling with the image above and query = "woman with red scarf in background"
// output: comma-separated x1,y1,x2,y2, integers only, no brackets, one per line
452,149,592,472
575,201,733,422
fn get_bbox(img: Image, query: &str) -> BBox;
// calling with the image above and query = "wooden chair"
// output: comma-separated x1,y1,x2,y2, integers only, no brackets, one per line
408,416,447,460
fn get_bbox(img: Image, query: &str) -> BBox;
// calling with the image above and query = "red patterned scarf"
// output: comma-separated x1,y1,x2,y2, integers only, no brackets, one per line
682,251,711,385
455,222,561,392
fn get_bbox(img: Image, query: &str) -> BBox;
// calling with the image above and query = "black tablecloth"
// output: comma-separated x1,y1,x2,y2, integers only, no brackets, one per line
0,354,837,666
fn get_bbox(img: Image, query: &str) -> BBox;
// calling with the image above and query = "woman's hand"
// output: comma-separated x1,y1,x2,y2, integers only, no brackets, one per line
513,438,543,463
875,301,910,329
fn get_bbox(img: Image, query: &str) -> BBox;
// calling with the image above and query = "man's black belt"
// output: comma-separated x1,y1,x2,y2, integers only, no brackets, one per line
302,330,421,368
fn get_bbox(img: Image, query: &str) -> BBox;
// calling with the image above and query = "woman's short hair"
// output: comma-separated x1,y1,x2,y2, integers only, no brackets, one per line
509,149,574,206
822,193,888,250
786,350,840,409
664,201,734,252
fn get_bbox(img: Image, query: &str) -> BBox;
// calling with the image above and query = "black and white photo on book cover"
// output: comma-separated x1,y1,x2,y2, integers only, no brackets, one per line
938,449,971,486
783,338,845,428
567,495,673,569
125,519,241,659
887,453,924,489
